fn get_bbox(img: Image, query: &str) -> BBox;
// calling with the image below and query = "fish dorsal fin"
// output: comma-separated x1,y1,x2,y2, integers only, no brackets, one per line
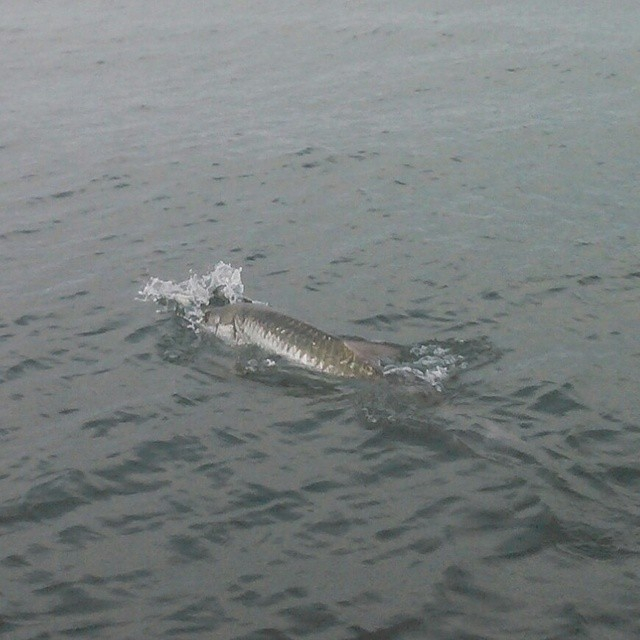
342,339,401,364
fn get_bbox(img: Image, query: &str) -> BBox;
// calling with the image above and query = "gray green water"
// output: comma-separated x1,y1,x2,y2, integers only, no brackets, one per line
2,2,639,638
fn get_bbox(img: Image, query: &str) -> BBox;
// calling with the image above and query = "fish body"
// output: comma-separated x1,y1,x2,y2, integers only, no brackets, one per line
204,303,386,378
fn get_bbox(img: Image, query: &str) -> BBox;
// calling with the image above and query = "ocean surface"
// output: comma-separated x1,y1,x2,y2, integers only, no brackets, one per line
2,2,639,638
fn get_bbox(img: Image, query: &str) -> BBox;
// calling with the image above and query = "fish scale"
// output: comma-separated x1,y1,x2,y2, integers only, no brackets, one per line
205,303,381,378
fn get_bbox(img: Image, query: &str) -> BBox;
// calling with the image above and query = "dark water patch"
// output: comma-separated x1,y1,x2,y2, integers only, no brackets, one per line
557,521,639,561
374,524,412,542
350,440,444,486
25,567,53,585
100,511,168,536
93,436,206,497
235,629,293,640
529,384,585,416
35,582,115,615
348,616,423,640
511,383,543,399
279,602,338,635
0,227,40,239
407,536,441,556
0,469,96,526
301,480,343,494
135,435,206,466
57,620,116,637
500,381,586,422
146,193,171,202
273,406,349,437
1,553,30,568
483,403,537,427
58,525,104,549
230,585,308,612
172,392,198,407
96,174,130,184
59,289,89,300
329,256,354,265
562,461,616,504
230,483,309,518
81,409,154,436
4,357,55,381
66,353,100,369
205,428,246,449
356,412,477,459
195,495,311,543
194,521,232,545
606,465,640,490
407,496,462,523
77,317,127,337
167,533,210,562
423,565,518,638
487,504,565,560
123,323,158,344
162,596,229,635
348,150,378,161
352,313,408,329
309,513,365,538
0,616,18,636
14,314,42,326
264,268,291,277
565,426,619,448
0,331,16,345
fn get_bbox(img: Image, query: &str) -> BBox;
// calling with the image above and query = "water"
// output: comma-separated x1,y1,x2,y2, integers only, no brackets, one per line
2,1,639,638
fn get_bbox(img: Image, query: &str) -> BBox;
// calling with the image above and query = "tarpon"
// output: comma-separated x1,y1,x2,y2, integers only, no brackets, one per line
204,302,399,378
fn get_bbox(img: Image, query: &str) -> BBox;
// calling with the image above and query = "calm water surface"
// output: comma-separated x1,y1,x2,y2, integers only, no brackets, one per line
2,2,639,638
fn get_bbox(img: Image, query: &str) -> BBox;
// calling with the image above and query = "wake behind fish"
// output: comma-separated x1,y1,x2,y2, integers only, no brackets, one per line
382,343,467,391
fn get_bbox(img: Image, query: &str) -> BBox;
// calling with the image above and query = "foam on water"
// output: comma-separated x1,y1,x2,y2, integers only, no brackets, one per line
383,343,466,391
138,262,245,331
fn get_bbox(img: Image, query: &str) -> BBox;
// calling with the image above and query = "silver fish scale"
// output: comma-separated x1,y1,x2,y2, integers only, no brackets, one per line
231,306,379,377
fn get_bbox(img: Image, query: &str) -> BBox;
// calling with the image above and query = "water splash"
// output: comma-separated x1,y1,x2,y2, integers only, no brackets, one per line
138,262,245,331
383,343,467,391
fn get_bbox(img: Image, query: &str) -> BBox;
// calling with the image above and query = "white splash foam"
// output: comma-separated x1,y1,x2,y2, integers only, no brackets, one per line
383,343,466,390
138,261,245,331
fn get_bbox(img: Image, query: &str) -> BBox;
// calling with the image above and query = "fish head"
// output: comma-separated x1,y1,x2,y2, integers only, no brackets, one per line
203,304,239,342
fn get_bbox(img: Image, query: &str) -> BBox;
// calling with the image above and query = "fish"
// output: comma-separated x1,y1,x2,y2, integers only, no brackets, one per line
203,302,400,378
